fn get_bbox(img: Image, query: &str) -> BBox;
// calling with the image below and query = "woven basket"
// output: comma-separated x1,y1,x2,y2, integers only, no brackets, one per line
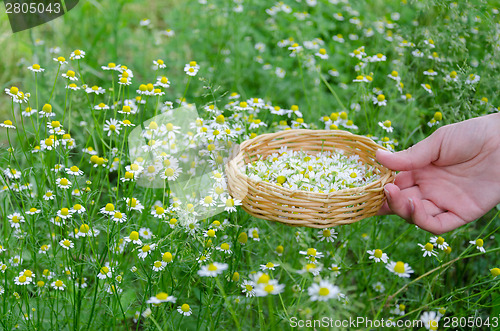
225,129,395,228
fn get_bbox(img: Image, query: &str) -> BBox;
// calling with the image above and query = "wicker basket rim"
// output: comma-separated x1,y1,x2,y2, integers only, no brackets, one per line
227,129,393,198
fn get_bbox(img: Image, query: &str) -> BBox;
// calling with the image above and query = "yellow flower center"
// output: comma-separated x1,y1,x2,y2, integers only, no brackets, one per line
306,248,317,256
264,284,274,293
374,249,383,258
162,252,173,262
80,224,89,233
476,239,484,247
129,231,139,241
318,287,330,296
394,261,405,274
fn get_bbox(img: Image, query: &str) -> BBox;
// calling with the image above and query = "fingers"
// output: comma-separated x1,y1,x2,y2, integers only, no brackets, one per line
383,184,412,219
394,171,415,190
376,129,444,171
410,198,467,235
379,183,445,219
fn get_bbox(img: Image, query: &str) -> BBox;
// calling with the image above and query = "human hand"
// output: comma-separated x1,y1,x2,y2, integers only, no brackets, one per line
376,113,500,234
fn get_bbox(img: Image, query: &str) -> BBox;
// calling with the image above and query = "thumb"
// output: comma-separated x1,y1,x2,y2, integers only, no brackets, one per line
376,130,444,171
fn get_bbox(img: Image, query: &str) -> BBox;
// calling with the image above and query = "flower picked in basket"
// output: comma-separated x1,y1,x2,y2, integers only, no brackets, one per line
226,129,395,228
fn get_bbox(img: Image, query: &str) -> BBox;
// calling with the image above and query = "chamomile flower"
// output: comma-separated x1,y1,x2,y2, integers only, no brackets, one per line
378,120,393,132
373,94,387,106
139,227,153,239
198,262,228,277
184,61,200,76
85,85,105,95
315,48,329,59
124,231,142,245
297,263,322,276
101,62,120,71
111,211,127,223
153,59,166,69
138,244,156,260
160,167,181,181
62,70,78,81
241,280,256,297
8,213,25,229
151,206,167,219
248,228,260,241
308,280,341,302
421,83,433,94
216,242,232,254
0,120,16,129
28,64,45,72
59,239,74,250
418,243,438,257
125,197,144,212
43,190,55,200
260,262,279,271
103,118,121,136
221,196,241,213
51,279,66,291
70,49,85,60
254,279,285,296
469,238,486,253
420,311,440,331
56,207,73,220
386,261,414,278
53,56,68,65
147,292,177,305
15,274,31,286
318,228,337,242
156,76,171,88
100,203,116,216
177,304,193,316
367,249,389,263
429,236,449,250
97,265,113,279
465,74,480,84
299,248,324,262
423,69,437,76
66,166,83,176
152,261,165,272
391,303,406,316
444,71,459,82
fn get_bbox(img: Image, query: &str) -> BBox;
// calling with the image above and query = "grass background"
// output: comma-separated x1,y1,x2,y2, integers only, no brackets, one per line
0,0,500,329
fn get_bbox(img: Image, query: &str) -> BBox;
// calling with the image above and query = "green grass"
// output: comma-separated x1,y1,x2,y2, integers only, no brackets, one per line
0,0,499,329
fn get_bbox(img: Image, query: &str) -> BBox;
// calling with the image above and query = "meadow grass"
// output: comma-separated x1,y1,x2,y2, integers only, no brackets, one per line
0,0,499,330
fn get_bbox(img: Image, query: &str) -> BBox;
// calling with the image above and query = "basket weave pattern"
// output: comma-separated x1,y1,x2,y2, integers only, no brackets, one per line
226,129,396,228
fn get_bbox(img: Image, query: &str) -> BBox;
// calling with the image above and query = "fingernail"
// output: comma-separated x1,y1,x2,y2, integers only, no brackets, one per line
408,198,415,214
384,187,391,202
